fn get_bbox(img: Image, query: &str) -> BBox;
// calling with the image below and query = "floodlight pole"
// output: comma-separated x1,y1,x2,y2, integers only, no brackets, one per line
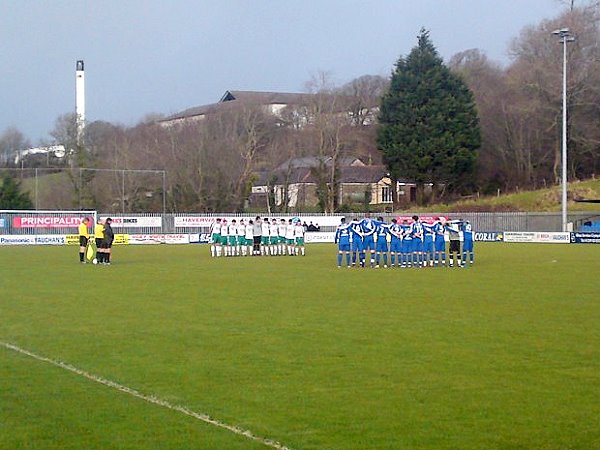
553,28,575,232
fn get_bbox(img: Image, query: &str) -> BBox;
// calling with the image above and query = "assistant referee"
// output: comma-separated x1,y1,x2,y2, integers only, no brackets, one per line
78,217,91,263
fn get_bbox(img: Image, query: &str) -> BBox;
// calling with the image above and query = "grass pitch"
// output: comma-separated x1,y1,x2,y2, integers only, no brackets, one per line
1,243,599,449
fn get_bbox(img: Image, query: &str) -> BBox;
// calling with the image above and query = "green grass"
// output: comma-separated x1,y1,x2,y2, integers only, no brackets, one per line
412,177,600,213
1,244,599,449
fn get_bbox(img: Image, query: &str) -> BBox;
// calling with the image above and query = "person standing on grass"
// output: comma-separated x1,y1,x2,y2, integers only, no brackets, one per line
360,214,377,267
278,218,287,255
237,219,246,256
374,217,390,268
245,219,255,257
400,219,412,267
220,219,229,256
388,218,402,267
422,220,435,267
294,220,305,255
261,217,270,255
94,218,105,263
446,219,462,267
210,218,222,257
410,215,424,267
269,218,279,256
252,216,262,256
228,219,238,256
102,218,114,265
349,218,364,267
78,217,91,263
433,217,447,267
335,217,352,268
461,220,474,267
286,219,295,256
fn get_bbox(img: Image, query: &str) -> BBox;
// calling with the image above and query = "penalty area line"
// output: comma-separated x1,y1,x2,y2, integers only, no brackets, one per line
1,341,293,450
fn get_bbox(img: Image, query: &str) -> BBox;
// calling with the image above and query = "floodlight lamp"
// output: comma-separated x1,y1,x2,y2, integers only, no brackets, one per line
552,28,571,37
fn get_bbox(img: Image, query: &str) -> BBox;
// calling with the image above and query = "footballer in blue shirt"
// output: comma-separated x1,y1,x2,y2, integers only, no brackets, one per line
461,220,474,267
374,217,390,268
388,218,403,267
335,218,352,268
350,218,364,266
410,215,424,267
400,219,412,267
422,221,435,267
360,214,378,267
433,218,447,266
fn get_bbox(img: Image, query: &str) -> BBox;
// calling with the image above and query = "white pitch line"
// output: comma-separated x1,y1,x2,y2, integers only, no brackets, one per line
1,341,293,450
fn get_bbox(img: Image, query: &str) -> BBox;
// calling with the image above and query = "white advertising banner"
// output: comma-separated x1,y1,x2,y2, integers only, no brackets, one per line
0,235,37,245
174,216,217,227
164,234,189,244
504,232,536,243
102,216,162,228
305,232,336,243
534,232,570,243
35,235,66,245
504,231,570,243
128,234,165,244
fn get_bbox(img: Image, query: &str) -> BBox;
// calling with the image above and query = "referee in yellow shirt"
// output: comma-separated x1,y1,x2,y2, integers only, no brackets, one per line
78,217,91,263
94,219,105,263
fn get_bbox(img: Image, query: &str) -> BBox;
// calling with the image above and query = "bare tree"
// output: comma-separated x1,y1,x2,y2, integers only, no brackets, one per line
338,74,389,126
302,73,355,212
0,127,30,166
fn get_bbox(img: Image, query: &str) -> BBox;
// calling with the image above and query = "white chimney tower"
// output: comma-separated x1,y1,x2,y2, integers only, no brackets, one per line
75,60,85,144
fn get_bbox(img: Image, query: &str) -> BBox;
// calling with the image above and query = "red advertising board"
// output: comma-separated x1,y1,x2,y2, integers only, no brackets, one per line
12,216,84,228
395,215,448,224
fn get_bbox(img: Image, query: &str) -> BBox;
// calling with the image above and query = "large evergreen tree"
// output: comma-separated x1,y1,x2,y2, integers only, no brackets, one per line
0,174,33,209
377,29,481,203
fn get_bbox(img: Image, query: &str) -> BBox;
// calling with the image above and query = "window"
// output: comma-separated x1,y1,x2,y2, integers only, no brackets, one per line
381,185,393,203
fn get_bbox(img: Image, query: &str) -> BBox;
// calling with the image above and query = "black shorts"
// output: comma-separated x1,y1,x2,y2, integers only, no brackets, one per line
95,238,104,248
102,240,113,249
79,236,88,247
449,240,461,253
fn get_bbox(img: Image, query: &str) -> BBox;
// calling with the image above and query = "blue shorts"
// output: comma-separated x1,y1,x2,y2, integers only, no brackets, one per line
401,240,412,253
390,240,401,253
375,240,388,252
351,239,363,252
362,235,375,251
338,242,350,252
423,237,434,253
463,239,474,252
412,239,423,253
435,237,446,252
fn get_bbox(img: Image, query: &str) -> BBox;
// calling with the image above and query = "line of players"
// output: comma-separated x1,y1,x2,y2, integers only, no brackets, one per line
209,217,306,257
334,215,474,268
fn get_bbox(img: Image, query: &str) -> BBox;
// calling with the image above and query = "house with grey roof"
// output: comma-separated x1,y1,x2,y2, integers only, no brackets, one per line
251,156,416,210
158,90,378,127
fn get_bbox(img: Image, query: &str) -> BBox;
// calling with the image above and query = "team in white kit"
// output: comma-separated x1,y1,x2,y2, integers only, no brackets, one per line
209,217,305,257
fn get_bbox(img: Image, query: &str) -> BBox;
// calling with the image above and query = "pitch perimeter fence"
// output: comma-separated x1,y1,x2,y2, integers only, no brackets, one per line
2,211,597,236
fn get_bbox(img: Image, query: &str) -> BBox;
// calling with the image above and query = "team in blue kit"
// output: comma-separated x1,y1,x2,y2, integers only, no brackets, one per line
334,215,475,268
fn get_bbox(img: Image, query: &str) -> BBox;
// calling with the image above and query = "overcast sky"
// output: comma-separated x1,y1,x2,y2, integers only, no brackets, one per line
1,0,566,143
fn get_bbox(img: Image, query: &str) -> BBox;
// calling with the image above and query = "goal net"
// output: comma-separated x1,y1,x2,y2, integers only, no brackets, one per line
0,210,97,245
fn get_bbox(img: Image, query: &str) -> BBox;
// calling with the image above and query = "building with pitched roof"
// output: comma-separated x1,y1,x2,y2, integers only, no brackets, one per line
158,90,378,127
251,156,416,210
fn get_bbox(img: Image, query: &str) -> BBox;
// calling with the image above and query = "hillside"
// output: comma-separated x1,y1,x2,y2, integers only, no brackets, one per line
411,178,600,213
